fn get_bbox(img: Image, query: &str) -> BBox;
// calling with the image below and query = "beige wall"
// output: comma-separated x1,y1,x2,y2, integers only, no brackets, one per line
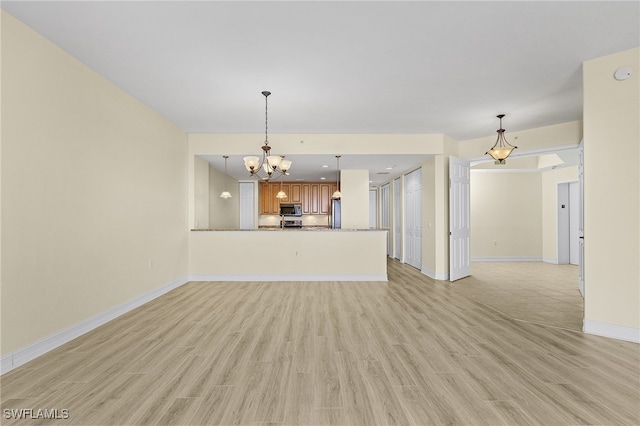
208,166,239,229
470,172,542,260
341,169,370,229
420,155,450,279
188,230,387,279
1,12,188,354
541,166,579,263
193,156,210,229
583,47,640,332
458,121,583,159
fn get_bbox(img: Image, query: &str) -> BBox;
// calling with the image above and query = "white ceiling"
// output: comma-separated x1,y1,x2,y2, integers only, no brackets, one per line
2,1,638,183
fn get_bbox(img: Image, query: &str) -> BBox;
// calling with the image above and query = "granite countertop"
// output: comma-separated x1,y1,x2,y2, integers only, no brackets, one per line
191,227,387,232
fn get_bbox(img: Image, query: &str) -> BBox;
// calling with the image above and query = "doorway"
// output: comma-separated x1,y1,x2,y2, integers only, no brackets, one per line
558,181,580,266
393,177,402,260
380,183,391,256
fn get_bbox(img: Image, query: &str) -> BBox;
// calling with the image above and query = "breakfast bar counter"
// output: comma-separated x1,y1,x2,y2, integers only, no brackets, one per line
188,228,388,281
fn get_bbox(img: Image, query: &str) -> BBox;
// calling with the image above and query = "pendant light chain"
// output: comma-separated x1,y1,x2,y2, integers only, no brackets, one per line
264,92,269,145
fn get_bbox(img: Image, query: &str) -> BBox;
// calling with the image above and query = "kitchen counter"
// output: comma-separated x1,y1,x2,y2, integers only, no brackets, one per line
189,228,388,281
191,227,381,231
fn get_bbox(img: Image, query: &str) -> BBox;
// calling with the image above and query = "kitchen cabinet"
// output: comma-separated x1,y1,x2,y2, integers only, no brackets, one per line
289,184,302,203
280,184,290,203
260,182,279,215
302,184,311,214
311,184,319,214
319,184,331,214
260,182,336,215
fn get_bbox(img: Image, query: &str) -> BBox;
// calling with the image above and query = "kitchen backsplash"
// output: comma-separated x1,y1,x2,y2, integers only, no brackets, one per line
259,214,329,227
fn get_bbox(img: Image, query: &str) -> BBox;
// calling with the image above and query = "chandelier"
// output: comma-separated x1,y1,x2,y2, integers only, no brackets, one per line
243,91,292,180
486,114,518,164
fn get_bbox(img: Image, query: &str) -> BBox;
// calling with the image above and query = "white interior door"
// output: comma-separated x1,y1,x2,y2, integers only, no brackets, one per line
558,180,580,266
449,157,471,281
569,181,580,265
404,169,422,269
578,144,585,297
381,184,391,256
558,183,570,264
369,189,378,229
393,178,402,260
239,181,255,229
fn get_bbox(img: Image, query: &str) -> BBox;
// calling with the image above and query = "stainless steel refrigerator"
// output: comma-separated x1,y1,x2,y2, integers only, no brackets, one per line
330,199,341,229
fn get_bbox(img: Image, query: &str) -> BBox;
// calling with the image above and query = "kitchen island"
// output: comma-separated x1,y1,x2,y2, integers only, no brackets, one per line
189,228,388,281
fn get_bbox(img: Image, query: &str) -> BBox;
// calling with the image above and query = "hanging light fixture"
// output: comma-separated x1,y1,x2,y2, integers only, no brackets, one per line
486,114,518,164
332,155,342,199
275,180,287,199
220,155,232,199
243,91,292,180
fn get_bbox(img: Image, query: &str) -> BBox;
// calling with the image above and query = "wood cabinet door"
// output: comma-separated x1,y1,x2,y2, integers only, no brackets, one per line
311,184,319,214
320,184,331,214
302,184,311,214
280,183,290,204
261,182,281,215
260,182,269,214
290,184,302,203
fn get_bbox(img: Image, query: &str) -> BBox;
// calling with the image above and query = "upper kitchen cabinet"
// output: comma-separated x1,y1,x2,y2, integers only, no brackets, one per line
259,182,336,215
259,182,279,215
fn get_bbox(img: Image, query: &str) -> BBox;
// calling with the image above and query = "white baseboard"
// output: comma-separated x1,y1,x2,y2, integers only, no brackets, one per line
583,320,640,344
188,274,388,282
471,257,543,262
1,276,190,375
420,268,449,281
542,258,558,264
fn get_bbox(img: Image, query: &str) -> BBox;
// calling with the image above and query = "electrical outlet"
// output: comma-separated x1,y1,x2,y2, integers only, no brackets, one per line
148,260,153,269
493,240,497,246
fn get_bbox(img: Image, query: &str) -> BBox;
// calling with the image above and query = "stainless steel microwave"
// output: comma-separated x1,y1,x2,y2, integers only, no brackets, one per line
280,203,302,216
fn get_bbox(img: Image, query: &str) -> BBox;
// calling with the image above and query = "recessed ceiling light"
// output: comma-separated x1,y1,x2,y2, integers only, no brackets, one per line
320,177,326,180
385,166,393,170
322,165,329,168
295,178,305,181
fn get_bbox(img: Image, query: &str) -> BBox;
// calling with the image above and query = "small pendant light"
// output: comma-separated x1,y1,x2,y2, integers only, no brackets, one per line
275,180,287,199
332,155,342,199
220,155,232,199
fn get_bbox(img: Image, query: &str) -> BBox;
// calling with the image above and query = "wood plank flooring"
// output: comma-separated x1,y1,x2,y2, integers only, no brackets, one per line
1,259,639,425
454,262,584,331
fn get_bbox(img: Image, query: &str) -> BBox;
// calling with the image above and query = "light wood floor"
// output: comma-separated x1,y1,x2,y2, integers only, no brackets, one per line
2,259,639,425
454,262,584,331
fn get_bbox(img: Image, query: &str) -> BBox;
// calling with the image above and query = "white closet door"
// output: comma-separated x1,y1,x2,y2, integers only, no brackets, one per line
393,178,402,260
369,189,378,229
449,157,471,281
239,181,255,229
381,184,391,256
404,168,422,269
578,144,585,297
